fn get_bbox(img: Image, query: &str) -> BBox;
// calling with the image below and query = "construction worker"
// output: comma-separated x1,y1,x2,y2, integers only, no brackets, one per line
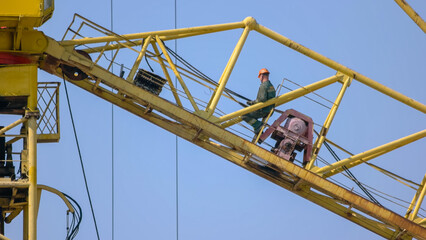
242,68,276,134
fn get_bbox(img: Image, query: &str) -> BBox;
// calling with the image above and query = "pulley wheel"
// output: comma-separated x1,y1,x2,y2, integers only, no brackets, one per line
61,50,91,81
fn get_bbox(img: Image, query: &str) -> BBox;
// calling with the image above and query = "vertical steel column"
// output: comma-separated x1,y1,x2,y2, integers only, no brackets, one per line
23,205,28,240
22,122,28,240
27,65,38,240
205,25,251,117
126,35,152,82
306,75,351,169
27,116,37,240
0,208,4,235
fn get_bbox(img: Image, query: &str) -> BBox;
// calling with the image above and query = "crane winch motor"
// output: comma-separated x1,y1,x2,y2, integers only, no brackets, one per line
259,109,314,166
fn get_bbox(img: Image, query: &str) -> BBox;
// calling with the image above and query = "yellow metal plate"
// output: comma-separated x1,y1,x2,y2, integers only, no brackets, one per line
0,0,54,27
0,65,37,97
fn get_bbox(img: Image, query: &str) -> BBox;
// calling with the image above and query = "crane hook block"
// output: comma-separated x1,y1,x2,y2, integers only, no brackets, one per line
259,109,314,166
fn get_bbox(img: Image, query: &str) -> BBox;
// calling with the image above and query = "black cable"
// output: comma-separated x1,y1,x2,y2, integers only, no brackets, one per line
62,75,101,240
280,85,331,109
110,1,115,240
174,2,179,240
62,192,83,240
163,45,340,114
163,44,251,102
193,138,390,237
323,141,382,206
145,54,154,72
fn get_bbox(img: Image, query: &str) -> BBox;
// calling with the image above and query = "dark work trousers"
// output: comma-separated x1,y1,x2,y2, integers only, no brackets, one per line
242,109,268,134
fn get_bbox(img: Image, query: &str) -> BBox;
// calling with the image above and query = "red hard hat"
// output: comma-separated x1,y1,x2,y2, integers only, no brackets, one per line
258,68,270,78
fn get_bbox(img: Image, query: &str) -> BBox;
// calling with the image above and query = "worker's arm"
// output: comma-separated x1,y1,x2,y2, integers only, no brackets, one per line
247,82,275,105
247,85,264,105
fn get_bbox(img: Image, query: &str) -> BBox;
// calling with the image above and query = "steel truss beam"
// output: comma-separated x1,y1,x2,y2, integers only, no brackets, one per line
51,71,414,240
61,16,425,114
394,0,426,33
42,39,426,239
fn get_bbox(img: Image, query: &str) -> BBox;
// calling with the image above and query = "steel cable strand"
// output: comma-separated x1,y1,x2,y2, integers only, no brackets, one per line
62,192,83,240
323,141,382,206
201,143,393,237
63,74,101,240
316,155,422,214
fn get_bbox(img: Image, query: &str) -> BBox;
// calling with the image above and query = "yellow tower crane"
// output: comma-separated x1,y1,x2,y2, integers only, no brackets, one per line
0,0,425,239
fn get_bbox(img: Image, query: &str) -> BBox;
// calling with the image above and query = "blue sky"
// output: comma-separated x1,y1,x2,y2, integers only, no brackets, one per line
2,0,426,239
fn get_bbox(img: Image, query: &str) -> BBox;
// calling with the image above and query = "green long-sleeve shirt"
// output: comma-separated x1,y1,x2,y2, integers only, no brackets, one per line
253,80,276,114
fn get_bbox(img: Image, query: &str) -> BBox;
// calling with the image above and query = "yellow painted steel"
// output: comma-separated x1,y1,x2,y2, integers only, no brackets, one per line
5,207,23,224
27,66,39,111
253,108,274,144
205,25,251,117
0,0,54,28
0,118,27,136
0,233,11,240
0,181,30,188
41,44,426,238
126,35,152,82
20,31,49,53
93,41,111,64
0,66,36,97
21,64,39,240
216,75,342,123
394,0,426,33
151,42,183,107
406,174,426,221
306,75,351,169
37,185,74,214
67,15,425,115
27,116,38,240
36,82,60,143
220,116,243,128
43,49,426,238
320,136,422,190
316,130,426,177
1,6,424,238
0,29,48,52
155,35,199,111
107,48,120,71
152,43,182,107
60,21,245,46
23,205,28,240
254,24,426,114
82,36,218,102
0,63,42,240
